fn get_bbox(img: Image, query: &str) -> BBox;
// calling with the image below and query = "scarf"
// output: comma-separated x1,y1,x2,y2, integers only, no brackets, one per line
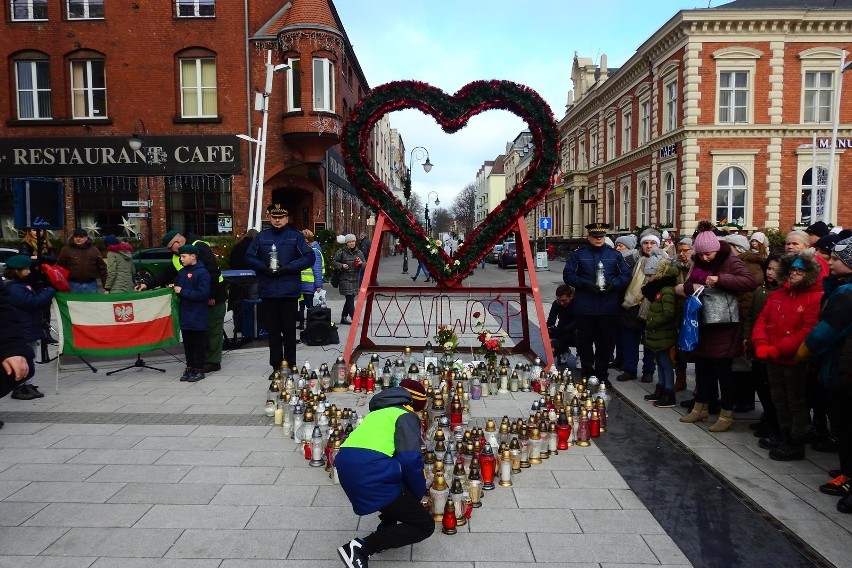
622,256,648,309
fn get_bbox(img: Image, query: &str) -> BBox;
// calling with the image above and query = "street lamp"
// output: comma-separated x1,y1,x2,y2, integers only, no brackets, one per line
402,146,433,273
128,118,154,248
424,191,440,238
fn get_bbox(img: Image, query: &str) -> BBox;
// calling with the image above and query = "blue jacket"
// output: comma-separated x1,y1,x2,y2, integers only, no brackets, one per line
5,280,55,342
244,225,315,299
300,241,324,295
563,244,631,316
335,388,425,515
804,278,852,395
175,262,210,331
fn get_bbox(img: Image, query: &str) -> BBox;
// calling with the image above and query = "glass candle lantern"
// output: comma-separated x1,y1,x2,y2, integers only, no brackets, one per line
528,427,542,464
331,357,347,392
499,449,513,487
467,467,483,508
510,445,521,474
548,422,559,455
423,450,436,492
381,361,393,390
450,397,463,430
264,400,276,418
597,398,608,432
470,377,482,400
576,414,591,447
429,474,449,522
441,499,457,535
556,411,571,450
392,358,406,387
518,427,531,468
498,367,509,394
292,401,305,443
479,444,497,490
590,410,601,438
309,425,325,467
450,478,466,526
423,340,434,361
509,371,520,392
537,424,550,460
484,419,499,453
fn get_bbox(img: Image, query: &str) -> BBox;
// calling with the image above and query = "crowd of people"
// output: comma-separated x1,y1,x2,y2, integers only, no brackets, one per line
553,219,852,513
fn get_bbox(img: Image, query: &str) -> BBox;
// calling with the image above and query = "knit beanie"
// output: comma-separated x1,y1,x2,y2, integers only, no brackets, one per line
640,228,662,247
104,235,119,246
834,237,852,268
749,232,767,246
724,234,750,253
678,237,693,248
345,234,356,243
399,379,427,412
693,231,721,254
615,235,636,250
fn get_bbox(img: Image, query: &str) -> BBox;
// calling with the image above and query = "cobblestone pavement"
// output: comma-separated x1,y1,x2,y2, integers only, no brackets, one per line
0,256,848,567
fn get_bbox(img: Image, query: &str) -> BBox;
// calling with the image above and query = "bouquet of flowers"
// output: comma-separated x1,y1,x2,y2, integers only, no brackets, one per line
473,311,505,367
434,324,459,352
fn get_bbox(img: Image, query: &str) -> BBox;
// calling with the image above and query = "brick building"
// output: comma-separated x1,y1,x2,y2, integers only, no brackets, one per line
554,0,852,241
0,0,378,245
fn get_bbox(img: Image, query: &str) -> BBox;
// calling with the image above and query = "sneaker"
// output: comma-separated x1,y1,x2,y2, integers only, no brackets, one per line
640,372,654,383
819,474,852,496
11,385,35,400
616,371,637,382
411,276,417,281
28,385,45,398
180,368,191,382
644,385,663,402
340,317,352,325
654,390,677,408
186,370,205,383
337,537,369,568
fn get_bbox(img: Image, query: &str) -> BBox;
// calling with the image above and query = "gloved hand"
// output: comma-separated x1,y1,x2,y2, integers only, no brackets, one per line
755,345,780,360
583,280,599,292
261,267,281,277
595,282,612,294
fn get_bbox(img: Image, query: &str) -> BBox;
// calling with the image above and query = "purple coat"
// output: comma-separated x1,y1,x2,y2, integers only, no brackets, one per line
683,242,758,359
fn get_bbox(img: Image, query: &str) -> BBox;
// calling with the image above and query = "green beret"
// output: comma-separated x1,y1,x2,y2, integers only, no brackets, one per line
161,230,180,247
5,255,32,270
178,244,199,255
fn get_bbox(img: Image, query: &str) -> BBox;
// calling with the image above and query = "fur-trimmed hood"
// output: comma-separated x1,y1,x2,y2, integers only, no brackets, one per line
777,250,822,291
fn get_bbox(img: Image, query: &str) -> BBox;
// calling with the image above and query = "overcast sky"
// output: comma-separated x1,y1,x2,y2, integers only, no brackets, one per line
335,0,717,207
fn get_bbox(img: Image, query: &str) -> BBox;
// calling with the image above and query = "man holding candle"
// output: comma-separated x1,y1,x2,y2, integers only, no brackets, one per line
336,379,433,568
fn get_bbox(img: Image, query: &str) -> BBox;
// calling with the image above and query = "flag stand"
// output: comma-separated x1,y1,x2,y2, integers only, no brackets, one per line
105,354,166,376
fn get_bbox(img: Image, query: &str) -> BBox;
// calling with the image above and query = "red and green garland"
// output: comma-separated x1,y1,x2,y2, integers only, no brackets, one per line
342,80,559,287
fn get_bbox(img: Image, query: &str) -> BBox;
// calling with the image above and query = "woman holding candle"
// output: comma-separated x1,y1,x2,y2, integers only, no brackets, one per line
336,379,433,568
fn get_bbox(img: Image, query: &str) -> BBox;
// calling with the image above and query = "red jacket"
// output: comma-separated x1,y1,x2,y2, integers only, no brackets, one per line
751,255,822,366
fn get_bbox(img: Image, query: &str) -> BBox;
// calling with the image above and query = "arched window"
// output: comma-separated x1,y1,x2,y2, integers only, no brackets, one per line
716,167,747,225
800,166,827,225
639,180,648,227
607,189,615,226
664,173,675,226
621,184,630,229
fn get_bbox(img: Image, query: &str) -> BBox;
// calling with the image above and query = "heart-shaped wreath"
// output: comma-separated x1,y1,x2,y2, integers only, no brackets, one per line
342,80,559,287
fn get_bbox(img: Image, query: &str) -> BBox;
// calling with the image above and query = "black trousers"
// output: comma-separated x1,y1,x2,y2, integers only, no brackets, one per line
361,489,434,557
576,315,617,380
261,297,298,369
342,294,356,320
182,329,206,369
695,356,733,410
827,390,852,476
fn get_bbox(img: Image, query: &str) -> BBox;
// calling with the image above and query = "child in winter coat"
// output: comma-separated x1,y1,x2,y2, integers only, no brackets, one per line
173,244,210,382
640,248,679,408
3,255,55,400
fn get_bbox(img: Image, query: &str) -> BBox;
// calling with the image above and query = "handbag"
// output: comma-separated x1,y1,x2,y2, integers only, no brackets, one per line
40,263,71,292
700,287,739,326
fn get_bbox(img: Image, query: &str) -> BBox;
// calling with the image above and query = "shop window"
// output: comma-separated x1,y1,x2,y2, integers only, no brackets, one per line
175,0,214,17
74,177,138,237
313,58,335,113
67,0,103,19
715,166,747,225
15,58,51,119
0,179,15,237
166,175,232,236
70,58,106,118
287,58,301,111
11,0,47,20
800,166,828,225
180,56,217,118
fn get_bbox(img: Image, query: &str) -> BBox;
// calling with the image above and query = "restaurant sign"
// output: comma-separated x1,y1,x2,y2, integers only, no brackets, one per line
0,135,242,177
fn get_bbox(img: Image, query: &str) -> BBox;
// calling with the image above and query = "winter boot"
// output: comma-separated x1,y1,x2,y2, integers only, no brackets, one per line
616,371,637,382
770,436,805,461
654,390,677,408
680,402,709,423
644,385,664,401
709,409,735,432
674,367,687,392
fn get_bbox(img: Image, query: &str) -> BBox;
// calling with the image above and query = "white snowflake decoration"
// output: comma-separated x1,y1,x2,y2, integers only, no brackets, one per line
83,222,101,237
119,217,139,238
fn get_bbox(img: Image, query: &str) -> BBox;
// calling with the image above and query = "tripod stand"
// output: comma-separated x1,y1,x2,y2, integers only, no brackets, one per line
105,353,166,376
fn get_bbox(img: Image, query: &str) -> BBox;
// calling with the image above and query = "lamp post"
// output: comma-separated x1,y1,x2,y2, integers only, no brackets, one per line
402,146,433,273
128,119,154,248
424,191,440,238
823,49,852,224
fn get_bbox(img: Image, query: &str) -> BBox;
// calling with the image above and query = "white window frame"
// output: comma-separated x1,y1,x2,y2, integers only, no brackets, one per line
70,59,107,119
11,0,47,20
795,146,841,226
286,57,301,112
589,129,598,166
639,98,650,144
567,140,576,171
621,107,632,153
15,59,51,120
712,48,760,125
621,182,631,229
716,167,748,226
179,57,217,118
664,79,678,132
664,172,676,227
67,0,104,19
710,150,757,227
607,116,616,161
799,48,845,125
799,166,828,225
312,58,335,113
637,179,649,227
175,0,214,17
803,71,834,124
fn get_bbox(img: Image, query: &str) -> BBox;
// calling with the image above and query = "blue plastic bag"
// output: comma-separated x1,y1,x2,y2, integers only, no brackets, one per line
678,289,703,352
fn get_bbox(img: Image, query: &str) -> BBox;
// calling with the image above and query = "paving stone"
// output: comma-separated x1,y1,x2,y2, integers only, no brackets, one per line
102,395,174,405
287,530,387,560
586,455,617,471
0,448,83,464
132,436,221,451
135,504,256,529
0,479,31,499
107,482,221,505
573,509,665,534
413,532,534,562
467,507,581,533
520,453,594,471
155,450,250,466
641,534,692,565
610,489,647,510
179,466,280,485
115,425,199,437
189,426,273,438
86,464,191,483
0,501,47,526
66,449,167,465
551,469,630,489
91,560,220,568
475,486,519,508
241,451,307,467
0,526,69,555
210,484,317,507
504,468,558,488
246,505,360,530
475,564,597,568
219,559,353,568
184,404,257,415
528,533,658,564
23,502,150,527
310,484,357,507
166,529,296,559
0,463,103,482
49,436,145,449
115,404,192,414
5,481,124,503
690,447,765,479
0,434,68,448
513,487,621,509
43,527,181,557
727,476,827,521
214,437,293,453
0,423,50,434
0,556,97,568
275,467,335,486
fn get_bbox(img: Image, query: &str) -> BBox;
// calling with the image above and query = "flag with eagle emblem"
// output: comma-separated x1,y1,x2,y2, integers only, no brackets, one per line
53,288,180,357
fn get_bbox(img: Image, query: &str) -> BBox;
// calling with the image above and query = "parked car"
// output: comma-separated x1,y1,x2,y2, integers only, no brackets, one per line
498,241,517,268
0,247,19,272
486,244,504,264
131,247,175,282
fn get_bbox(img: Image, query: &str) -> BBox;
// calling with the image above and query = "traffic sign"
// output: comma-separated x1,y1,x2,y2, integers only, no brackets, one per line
539,217,552,231
127,212,149,218
122,200,152,207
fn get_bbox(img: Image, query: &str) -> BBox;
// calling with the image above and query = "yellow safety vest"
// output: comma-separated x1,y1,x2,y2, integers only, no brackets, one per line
171,239,224,283
301,247,324,284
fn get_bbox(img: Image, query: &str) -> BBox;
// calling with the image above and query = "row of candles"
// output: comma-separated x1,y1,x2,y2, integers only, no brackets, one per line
262,353,611,535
